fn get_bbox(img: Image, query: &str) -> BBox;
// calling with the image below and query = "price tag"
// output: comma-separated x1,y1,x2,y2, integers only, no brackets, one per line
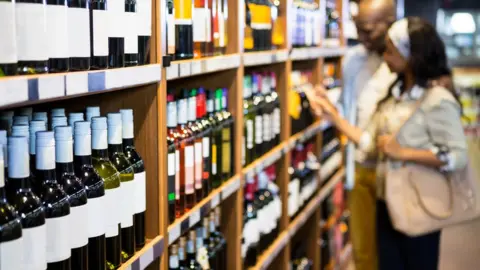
191,60,202,75
38,75,65,99
189,210,201,227
166,64,179,80
168,224,181,245
222,177,240,199
211,193,220,208
0,78,29,106
139,246,154,268
206,58,218,72
179,62,191,77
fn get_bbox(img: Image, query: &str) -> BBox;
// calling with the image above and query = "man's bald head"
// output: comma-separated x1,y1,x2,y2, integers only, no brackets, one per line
355,0,396,53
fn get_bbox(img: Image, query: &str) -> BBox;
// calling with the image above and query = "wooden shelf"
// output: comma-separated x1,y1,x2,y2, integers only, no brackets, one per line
166,54,241,80
0,64,162,109
118,235,164,270
167,175,241,245
250,231,290,270
290,47,347,61
243,50,289,67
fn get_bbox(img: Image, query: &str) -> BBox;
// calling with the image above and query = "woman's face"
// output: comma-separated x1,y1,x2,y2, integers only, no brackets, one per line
383,36,408,74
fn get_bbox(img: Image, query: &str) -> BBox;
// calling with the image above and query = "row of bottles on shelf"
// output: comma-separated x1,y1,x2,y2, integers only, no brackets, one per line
291,0,322,48
244,0,283,52
165,0,228,60
288,140,320,220
0,106,145,270
320,125,341,183
242,164,281,269
290,70,315,135
324,0,341,44
242,72,281,167
168,208,227,270
167,88,234,223
0,0,151,76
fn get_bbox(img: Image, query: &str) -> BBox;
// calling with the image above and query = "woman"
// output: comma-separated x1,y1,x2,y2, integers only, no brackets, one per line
311,17,468,270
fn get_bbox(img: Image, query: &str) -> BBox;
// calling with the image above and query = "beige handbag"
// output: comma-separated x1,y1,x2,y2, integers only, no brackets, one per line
385,102,480,237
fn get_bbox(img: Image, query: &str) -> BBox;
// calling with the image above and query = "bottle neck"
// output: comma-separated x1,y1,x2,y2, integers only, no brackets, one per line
8,177,32,190
92,148,109,159
108,143,124,155
36,168,57,183
74,155,93,175
123,138,135,148
207,99,214,114
188,96,196,123
177,99,188,125
167,101,178,128
56,162,75,176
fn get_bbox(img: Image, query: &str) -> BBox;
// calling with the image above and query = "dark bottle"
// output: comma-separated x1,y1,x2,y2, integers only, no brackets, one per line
243,172,259,268
169,244,181,270
220,88,233,180
202,217,217,269
68,0,91,70
46,0,70,73
0,147,23,268
167,93,180,221
107,0,125,68
187,89,203,202
255,170,273,253
206,90,221,189
261,73,273,152
7,136,47,270
120,109,146,249
124,0,139,66
91,117,122,269
252,73,265,158
16,0,49,74
137,0,151,65
270,72,280,146
178,237,188,268
243,75,255,167
212,208,227,269
73,121,106,270
177,90,196,212
186,230,201,269
10,124,35,193
174,0,194,59
54,126,89,270
107,113,136,261
0,0,18,76
90,0,108,69
197,88,212,196
35,131,72,270
213,89,225,183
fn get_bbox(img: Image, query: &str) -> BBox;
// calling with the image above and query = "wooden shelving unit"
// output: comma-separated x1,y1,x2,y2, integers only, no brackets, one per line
0,0,349,269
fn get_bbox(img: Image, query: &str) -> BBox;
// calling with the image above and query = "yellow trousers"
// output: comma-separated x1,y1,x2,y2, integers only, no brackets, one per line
348,164,377,270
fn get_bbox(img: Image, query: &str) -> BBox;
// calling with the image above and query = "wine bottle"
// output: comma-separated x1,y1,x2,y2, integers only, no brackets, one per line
203,216,217,269
261,73,273,152
174,0,194,59
124,0,138,66
51,116,68,131
73,121,106,270
120,109,146,249
197,88,211,196
90,0,108,69
177,90,195,212
107,113,136,260
35,131,72,270
186,230,201,269
0,0,18,76
220,88,233,181
270,72,280,146
169,244,180,270
243,0,253,51
166,0,176,57
54,126,89,270
86,106,100,122
8,136,47,270
10,124,31,191
0,111,14,135
187,89,203,202
178,236,187,268
193,0,209,58
252,73,265,158
137,0,152,64
206,90,221,189
243,171,259,267
107,0,125,68
91,116,122,269
0,147,23,269
243,75,255,166
67,0,90,70
16,0,48,74
29,120,46,193
46,0,69,72
68,113,84,128
33,112,49,130
167,93,180,220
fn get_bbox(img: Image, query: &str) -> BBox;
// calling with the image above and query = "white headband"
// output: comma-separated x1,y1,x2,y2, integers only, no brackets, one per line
388,18,410,59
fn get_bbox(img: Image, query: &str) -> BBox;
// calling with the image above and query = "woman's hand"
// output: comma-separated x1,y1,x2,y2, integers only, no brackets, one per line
377,135,406,160
305,85,340,123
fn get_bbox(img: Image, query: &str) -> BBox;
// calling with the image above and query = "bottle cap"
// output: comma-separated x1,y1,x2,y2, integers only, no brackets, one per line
86,106,101,121
12,124,29,137
36,131,55,147
18,107,33,121
181,88,190,99
120,109,133,123
107,113,122,126
33,111,48,121
167,92,175,102
51,116,68,130
91,117,107,130
8,136,29,178
69,112,84,127
54,126,73,141
198,87,205,95
51,108,66,117
13,115,29,126
29,121,46,155
120,109,134,139
74,121,92,156
107,113,122,144
74,121,91,136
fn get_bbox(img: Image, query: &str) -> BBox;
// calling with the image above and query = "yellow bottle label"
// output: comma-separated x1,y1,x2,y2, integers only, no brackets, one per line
174,0,193,20
221,128,231,173
288,90,301,120
212,144,217,175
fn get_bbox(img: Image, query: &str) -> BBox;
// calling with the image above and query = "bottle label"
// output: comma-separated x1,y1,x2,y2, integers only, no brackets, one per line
46,5,69,59
86,195,106,238
137,0,152,36
70,204,89,249
273,108,281,136
188,97,196,122
105,187,121,237
202,137,210,158
193,8,208,42
134,171,147,214
0,237,23,270
202,137,210,179
211,144,217,175
246,119,254,149
175,150,180,199
169,255,179,268
218,12,225,47
67,7,90,58
168,153,175,176
184,145,194,194
16,3,48,61
168,153,176,203
263,113,271,142
46,216,71,263
221,128,231,174
74,134,91,156
167,10,175,54
92,10,109,56
206,10,212,42
194,141,203,189
22,225,47,270
177,99,188,124
254,115,263,145
167,101,177,127
0,2,17,63
197,247,210,269
124,11,139,54
120,178,136,228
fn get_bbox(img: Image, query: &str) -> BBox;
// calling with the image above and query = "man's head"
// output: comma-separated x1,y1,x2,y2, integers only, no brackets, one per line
354,0,396,53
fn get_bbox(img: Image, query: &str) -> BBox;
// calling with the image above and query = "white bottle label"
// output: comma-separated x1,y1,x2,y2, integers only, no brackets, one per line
218,12,225,47
16,3,48,61
254,115,263,145
46,4,69,58
246,119,254,149
167,11,175,54
202,137,210,158
92,10,109,56
23,225,47,270
46,216,71,263
168,153,175,176
87,196,106,238
124,11,139,54
184,146,194,194
68,7,90,58
137,0,152,36
263,113,271,142
70,204,89,248
175,150,180,199
194,142,202,189
105,187,121,237
0,237,24,270
0,2,17,64
273,108,281,136
121,179,135,228
206,10,212,42
193,8,208,42
134,171,146,214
